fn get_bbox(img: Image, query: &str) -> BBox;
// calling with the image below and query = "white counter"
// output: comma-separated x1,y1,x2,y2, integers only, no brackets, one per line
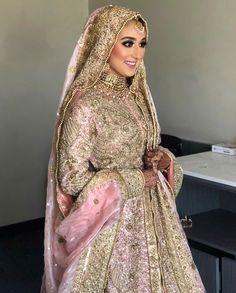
177,151,236,188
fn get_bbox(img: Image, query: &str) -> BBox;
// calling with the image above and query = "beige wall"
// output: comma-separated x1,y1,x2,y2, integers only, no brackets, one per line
89,0,236,144
0,0,88,226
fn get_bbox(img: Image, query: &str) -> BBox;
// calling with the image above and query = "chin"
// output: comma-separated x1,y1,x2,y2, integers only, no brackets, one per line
124,70,136,77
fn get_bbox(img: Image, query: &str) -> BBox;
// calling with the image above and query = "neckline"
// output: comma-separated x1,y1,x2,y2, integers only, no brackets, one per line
98,70,129,92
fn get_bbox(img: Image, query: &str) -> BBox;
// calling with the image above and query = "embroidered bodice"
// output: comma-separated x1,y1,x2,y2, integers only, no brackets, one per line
57,71,152,195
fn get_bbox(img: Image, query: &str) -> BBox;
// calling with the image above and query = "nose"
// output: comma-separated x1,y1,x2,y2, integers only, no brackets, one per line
132,45,144,60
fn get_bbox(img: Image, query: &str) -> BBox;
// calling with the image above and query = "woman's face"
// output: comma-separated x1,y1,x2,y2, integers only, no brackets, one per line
108,20,147,77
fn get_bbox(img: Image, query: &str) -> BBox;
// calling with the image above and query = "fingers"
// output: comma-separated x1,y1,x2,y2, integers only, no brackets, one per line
144,149,172,174
146,154,164,170
158,153,171,170
143,170,158,188
145,149,163,158
144,150,164,168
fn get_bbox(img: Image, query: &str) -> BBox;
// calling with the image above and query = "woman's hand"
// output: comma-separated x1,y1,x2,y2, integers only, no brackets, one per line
144,148,171,172
142,169,158,188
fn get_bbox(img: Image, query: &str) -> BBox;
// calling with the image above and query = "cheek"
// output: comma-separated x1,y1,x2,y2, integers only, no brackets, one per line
110,45,126,62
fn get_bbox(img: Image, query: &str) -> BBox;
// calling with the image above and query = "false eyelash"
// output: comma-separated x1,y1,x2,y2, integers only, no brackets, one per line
140,41,147,48
122,40,147,48
122,40,134,48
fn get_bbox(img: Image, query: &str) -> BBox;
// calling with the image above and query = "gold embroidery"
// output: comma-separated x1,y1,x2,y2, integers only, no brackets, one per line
143,189,163,292
99,70,129,92
57,71,204,291
152,183,204,292
118,168,145,199
57,75,149,197
72,224,118,293
57,69,203,291
74,169,127,208
53,5,204,292
134,19,145,33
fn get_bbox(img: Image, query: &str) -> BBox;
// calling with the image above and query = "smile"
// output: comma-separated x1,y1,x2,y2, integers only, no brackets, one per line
124,61,137,68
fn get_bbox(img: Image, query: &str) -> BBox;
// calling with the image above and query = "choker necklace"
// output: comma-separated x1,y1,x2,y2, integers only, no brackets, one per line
99,71,129,92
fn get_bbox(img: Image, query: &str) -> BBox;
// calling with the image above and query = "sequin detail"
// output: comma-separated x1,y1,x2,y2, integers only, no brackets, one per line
57,71,204,292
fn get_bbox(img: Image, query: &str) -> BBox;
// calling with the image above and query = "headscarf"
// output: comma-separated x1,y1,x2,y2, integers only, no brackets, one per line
42,5,161,292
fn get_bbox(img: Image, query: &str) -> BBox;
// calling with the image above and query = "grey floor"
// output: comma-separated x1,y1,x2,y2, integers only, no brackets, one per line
0,219,44,293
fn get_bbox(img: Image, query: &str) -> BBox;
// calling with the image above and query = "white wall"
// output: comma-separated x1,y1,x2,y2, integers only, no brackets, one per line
0,1,88,226
89,0,236,144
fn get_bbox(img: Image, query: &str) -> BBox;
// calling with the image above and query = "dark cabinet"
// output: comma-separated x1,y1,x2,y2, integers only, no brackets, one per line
222,257,236,293
191,248,220,292
177,178,236,292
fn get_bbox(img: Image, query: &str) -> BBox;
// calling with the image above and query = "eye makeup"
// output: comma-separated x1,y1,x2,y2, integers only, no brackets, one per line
121,37,147,48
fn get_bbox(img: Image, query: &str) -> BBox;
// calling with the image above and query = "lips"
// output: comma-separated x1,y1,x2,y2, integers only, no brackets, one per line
124,60,137,69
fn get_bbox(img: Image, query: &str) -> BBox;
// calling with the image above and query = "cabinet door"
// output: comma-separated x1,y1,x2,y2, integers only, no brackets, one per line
222,257,236,293
191,247,220,293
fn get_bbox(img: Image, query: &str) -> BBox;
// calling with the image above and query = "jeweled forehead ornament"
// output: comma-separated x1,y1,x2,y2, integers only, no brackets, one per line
134,15,145,33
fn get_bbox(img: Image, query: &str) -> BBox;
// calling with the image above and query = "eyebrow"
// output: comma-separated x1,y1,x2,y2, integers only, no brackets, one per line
121,36,147,41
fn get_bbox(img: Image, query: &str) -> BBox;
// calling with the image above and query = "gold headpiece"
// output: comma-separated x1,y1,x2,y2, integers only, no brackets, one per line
134,16,145,33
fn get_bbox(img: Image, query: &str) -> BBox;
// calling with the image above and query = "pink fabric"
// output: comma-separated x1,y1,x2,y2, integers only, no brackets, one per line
41,154,59,293
157,153,175,199
167,155,174,191
42,155,123,293
158,170,173,197
54,181,122,268
57,189,74,218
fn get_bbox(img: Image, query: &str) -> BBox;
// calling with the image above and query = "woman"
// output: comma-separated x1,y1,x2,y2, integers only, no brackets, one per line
42,5,205,293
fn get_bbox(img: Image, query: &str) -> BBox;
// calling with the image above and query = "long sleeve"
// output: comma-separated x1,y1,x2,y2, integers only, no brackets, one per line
57,99,97,196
